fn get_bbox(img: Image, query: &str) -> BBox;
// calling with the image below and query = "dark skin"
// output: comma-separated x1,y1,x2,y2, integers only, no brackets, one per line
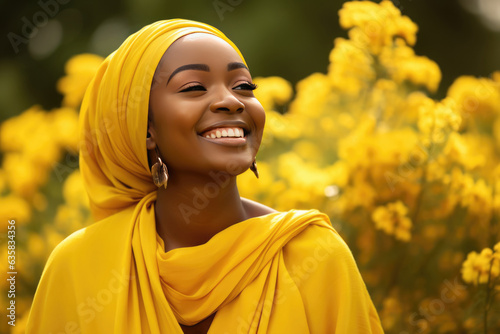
147,33,275,333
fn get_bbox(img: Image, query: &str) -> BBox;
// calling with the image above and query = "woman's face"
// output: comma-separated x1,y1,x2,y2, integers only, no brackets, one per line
148,33,265,178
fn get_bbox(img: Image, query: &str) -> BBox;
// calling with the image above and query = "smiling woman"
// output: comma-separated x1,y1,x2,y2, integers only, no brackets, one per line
25,20,384,333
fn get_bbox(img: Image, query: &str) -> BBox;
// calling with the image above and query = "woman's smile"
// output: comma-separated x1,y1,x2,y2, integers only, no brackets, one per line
202,127,245,139
198,120,250,147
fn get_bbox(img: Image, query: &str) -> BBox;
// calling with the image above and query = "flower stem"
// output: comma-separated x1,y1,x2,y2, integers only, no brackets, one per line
483,257,494,333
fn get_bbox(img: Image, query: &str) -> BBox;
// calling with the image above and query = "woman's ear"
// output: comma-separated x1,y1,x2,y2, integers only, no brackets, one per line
146,119,157,150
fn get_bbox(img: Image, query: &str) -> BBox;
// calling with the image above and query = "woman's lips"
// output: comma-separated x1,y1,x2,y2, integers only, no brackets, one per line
199,127,247,146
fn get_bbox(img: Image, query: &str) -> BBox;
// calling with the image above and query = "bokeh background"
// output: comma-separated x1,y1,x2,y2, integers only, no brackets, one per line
1,0,500,121
1,0,500,333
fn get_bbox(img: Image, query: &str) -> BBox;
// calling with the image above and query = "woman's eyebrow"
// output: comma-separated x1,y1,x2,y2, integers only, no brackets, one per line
167,64,210,84
227,62,248,71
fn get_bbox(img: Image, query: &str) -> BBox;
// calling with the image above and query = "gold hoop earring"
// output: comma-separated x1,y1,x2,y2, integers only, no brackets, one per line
151,148,168,189
250,160,259,179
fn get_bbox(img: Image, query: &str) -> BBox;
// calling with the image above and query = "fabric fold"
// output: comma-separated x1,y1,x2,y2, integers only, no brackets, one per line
154,210,328,324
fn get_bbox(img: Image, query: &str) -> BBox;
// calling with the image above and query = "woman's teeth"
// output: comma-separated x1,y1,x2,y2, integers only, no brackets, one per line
204,127,245,139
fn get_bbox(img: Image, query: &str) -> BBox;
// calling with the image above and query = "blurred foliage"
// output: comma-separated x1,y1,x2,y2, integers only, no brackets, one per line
1,0,500,121
1,0,500,333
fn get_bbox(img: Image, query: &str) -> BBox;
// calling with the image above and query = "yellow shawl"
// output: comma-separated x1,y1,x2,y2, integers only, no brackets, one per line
27,20,384,333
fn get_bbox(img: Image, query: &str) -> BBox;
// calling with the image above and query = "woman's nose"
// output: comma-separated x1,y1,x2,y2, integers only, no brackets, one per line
209,88,245,114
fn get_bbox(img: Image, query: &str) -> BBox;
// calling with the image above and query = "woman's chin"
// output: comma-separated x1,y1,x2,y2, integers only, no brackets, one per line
209,157,254,177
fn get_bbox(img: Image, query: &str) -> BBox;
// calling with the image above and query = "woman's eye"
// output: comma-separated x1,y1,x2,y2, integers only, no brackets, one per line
180,85,206,93
234,82,257,91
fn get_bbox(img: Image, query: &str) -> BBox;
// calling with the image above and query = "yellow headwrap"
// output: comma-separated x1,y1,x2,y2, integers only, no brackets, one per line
27,19,384,334
79,19,245,221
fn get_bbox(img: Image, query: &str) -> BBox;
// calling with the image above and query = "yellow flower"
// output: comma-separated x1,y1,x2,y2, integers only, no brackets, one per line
0,195,31,232
402,92,434,125
493,245,500,277
292,140,321,162
0,105,43,151
495,242,500,253
443,133,486,171
57,53,104,108
446,168,475,210
2,153,48,197
328,38,375,94
262,110,302,145
339,120,419,175
379,297,402,330
343,178,378,211
494,242,500,268
0,105,61,167
368,79,400,119
278,152,337,197
417,98,461,146
328,161,350,189
337,112,356,130
447,75,500,125
372,201,412,242
379,39,441,93
460,178,493,221
253,76,293,111
27,233,46,260
338,0,418,54
63,170,89,208
289,72,333,117
461,247,499,285
338,116,376,167
51,107,80,152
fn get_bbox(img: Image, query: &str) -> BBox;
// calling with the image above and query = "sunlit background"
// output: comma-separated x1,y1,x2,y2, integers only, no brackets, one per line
1,0,500,333
1,0,500,121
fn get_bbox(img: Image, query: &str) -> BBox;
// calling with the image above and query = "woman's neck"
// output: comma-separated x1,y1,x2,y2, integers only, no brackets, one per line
154,171,247,252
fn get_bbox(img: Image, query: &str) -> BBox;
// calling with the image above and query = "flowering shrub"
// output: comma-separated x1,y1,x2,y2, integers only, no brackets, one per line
241,1,500,331
1,1,499,333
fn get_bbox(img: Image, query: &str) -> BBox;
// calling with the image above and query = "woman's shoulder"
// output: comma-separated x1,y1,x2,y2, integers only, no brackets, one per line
285,221,350,257
46,206,134,267
280,210,354,268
